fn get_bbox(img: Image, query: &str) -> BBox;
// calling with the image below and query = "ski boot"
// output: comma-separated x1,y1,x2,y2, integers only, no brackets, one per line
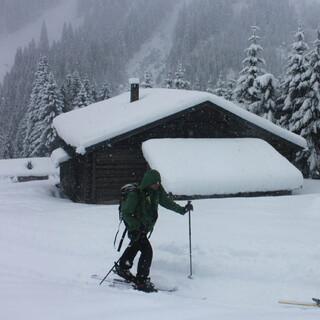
113,262,135,283
134,276,158,293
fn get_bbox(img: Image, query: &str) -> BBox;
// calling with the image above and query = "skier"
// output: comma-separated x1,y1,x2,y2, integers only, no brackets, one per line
114,169,193,292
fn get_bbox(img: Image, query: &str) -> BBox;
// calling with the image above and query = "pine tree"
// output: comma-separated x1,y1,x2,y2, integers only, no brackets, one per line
164,72,173,88
72,83,91,109
71,71,83,106
174,63,190,89
206,76,214,93
0,132,5,157
29,72,63,156
97,82,112,101
225,79,236,101
82,76,96,104
290,30,320,177
61,71,83,111
234,26,266,112
193,77,201,91
279,25,310,129
213,74,227,97
22,56,63,157
255,73,279,122
141,71,153,88
23,56,50,157
60,74,74,112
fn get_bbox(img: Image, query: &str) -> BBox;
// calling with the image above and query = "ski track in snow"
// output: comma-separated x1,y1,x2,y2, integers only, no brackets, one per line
1,179,320,319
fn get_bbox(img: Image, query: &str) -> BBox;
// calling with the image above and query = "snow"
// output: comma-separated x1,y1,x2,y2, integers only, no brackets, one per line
129,78,140,84
0,157,57,179
1,178,320,319
0,0,80,82
142,138,303,195
50,148,71,167
53,88,307,154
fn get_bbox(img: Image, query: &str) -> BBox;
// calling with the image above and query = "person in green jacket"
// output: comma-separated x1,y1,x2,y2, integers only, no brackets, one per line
114,169,193,292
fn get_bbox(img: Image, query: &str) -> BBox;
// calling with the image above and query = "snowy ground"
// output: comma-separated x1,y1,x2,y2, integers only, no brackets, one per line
1,179,320,320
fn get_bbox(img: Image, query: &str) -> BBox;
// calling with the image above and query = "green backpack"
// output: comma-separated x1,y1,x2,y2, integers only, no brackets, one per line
114,183,139,251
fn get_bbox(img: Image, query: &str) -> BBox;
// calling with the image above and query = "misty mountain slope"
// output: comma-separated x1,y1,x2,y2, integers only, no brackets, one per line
0,0,80,81
126,1,184,83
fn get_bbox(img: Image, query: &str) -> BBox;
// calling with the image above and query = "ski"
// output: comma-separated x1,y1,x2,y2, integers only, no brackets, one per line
91,274,177,293
279,298,320,308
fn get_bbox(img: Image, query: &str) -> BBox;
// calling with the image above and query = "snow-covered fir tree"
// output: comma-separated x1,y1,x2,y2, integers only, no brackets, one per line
61,71,84,111
255,73,279,122
72,83,91,109
141,71,153,88
22,56,63,157
97,82,112,101
60,74,74,112
164,72,173,88
0,133,5,156
193,77,201,91
206,76,214,93
69,71,83,109
82,76,96,105
290,30,320,177
30,72,63,156
174,63,190,89
279,25,310,130
22,56,50,156
224,79,236,101
213,74,227,97
234,26,266,112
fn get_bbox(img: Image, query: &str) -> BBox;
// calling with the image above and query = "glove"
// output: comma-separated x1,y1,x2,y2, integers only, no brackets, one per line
184,201,194,213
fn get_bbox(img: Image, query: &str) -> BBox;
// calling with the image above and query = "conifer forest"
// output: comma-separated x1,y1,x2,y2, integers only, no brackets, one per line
0,0,320,177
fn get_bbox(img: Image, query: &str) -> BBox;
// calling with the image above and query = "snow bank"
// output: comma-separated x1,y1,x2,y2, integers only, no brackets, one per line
0,157,57,179
142,138,303,196
53,88,307,154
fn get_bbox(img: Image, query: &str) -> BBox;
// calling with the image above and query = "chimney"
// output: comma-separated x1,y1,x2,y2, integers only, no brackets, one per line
129,78,140,102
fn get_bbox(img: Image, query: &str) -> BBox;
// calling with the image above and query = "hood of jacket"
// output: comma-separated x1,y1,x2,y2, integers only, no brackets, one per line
139,169,161,190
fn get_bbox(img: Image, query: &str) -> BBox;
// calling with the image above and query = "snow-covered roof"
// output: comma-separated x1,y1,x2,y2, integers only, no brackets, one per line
53,88,307,154
0,157,57,178
142,138,303,196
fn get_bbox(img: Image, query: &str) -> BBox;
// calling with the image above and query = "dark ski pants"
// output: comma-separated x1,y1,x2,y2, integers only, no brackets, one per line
119,232,153,278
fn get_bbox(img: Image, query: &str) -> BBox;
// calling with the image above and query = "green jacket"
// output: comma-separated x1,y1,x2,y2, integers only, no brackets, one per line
121,170,185,233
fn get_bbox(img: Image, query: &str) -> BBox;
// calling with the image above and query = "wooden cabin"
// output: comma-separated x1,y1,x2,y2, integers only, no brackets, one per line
53,81,306,204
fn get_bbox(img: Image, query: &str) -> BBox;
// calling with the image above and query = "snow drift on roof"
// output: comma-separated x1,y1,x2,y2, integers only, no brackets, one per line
142,138,303,196
53,88,307,154
51,148,71,167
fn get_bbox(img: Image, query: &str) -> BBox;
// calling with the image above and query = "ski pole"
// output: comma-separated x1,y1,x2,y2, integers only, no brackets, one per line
99,257,120,285
187,200,193,279
117,227,127,252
